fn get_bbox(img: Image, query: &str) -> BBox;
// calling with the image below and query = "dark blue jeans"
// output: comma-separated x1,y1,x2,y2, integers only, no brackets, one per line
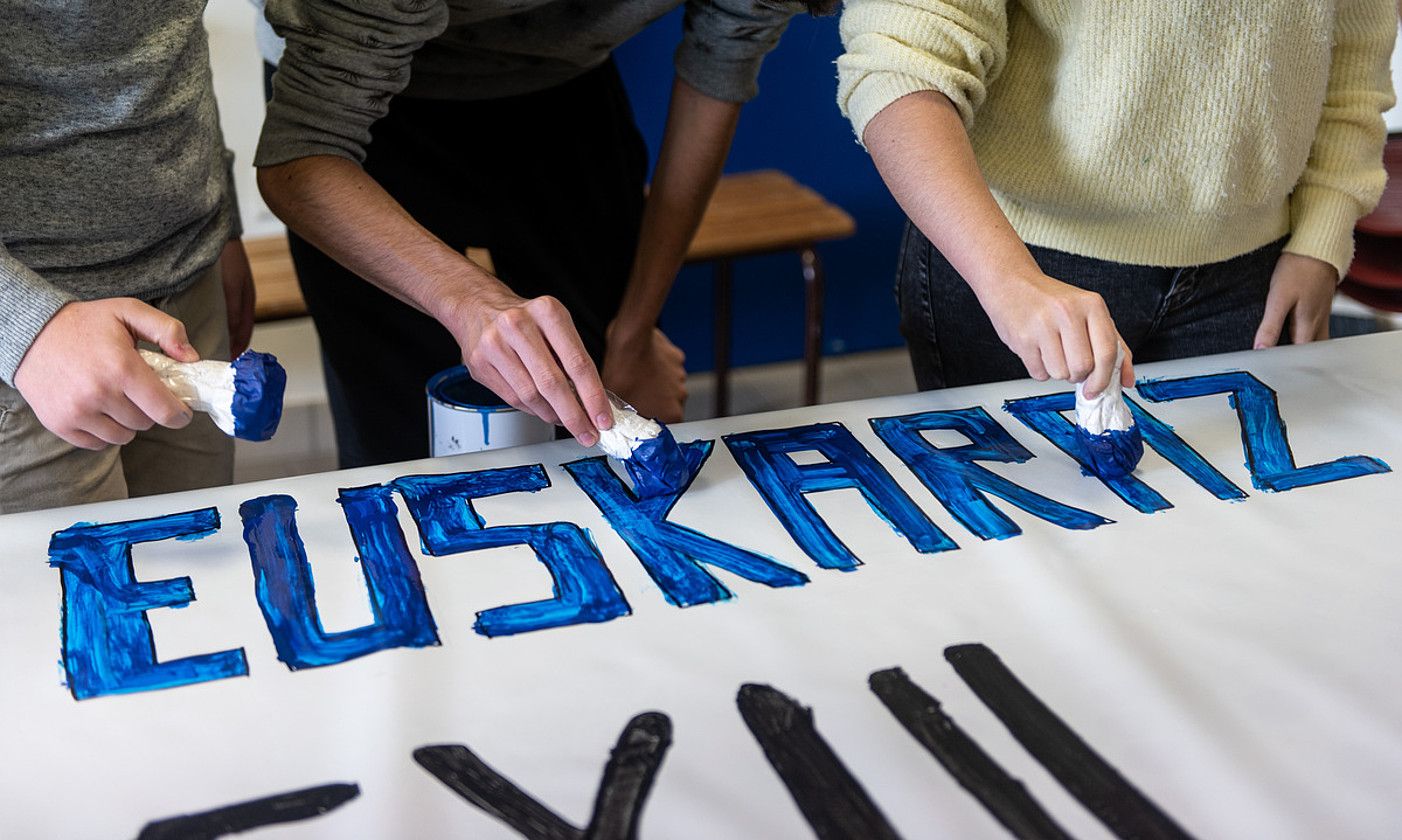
896,222,1287,390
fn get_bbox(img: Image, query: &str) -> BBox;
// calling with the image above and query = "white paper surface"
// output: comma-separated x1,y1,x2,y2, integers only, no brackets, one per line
2,334,1401,839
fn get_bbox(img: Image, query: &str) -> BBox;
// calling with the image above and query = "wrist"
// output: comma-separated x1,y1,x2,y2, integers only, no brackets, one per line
967,265,1050,307
427,263,507,331
607,315,657,350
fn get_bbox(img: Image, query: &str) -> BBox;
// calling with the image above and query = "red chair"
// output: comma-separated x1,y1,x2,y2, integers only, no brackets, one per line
1338,135,1402,318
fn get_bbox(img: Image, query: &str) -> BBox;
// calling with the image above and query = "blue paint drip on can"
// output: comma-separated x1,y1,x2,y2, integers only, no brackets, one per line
1075,425,1145,479
230,350,287,441
427,366,546,456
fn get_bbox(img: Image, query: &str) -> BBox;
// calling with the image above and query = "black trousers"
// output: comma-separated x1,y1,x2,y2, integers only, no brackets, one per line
284,60,648,468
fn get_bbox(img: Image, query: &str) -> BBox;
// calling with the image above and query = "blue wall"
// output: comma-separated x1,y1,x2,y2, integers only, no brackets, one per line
614,10,906,371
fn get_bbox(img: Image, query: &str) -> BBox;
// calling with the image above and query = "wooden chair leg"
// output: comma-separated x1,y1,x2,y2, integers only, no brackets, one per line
801,247,824,406
714,259,733,418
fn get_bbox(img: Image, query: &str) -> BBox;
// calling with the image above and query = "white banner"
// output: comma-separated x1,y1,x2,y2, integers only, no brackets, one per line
2,334,1400,839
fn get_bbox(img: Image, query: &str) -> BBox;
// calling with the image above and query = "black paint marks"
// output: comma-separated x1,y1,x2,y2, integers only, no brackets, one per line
132,645,1197,839
869,667,1073,840
946,644,1195,840
586,712,671,839
736,683,902,840
136,782,359,839
413,712,672,840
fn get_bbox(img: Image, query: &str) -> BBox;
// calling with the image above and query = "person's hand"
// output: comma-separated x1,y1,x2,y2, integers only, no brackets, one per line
1253,252,1337,348
13,299,197,449
445,285,612,447
975,272,1134,397
220,238,256,356
602,323,687,423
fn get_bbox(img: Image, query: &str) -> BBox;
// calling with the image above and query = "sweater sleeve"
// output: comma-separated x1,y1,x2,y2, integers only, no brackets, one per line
836,0,1008,144
674,0,802,104
0,247,73,387
1284,0,1398,278
254,0,450,167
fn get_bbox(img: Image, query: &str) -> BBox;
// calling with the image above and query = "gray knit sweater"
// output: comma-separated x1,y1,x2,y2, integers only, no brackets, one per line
0,2,238,385
255,0,800,167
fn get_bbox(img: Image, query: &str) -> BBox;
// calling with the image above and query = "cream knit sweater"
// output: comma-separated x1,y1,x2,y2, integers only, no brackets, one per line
838,1,1398,276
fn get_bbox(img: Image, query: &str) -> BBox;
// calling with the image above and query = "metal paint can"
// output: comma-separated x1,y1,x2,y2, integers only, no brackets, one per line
426,366,556,456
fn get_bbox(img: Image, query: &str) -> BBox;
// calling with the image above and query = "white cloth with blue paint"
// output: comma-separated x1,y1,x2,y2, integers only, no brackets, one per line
596,393,689,498
140,349,286,442
1073,346,1143,478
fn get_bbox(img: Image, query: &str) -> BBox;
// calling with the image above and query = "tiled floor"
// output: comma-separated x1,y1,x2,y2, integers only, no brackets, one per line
236,304,1397,483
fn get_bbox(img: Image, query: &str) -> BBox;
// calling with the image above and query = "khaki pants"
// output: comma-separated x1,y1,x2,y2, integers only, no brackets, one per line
0,265,234,514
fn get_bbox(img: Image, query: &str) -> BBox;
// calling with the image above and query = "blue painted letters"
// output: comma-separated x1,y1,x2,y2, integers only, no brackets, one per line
1135,372,1391,492
48,509,248,700
240,489,439,670
563,441,808,607
1004,392,1246,513
871,408,1111,540
723,423,957,570
394,467,630,637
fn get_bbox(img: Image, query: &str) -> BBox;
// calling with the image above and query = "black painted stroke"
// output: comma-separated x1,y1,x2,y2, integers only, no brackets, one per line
136,782,359,839
585,712,672,839
869,668,1075,840
413,712,671,840
946,644,1195,840
737,683,902,840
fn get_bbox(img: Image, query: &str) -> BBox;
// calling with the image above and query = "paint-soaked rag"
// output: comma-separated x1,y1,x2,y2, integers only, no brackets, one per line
1074,347,1143,479
140,349,287,442
596,392,689,498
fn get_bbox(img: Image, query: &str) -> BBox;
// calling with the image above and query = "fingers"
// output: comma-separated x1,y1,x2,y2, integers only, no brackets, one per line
602,328,689,424
102,394,159,434
119,300,198,362
89,414,137,447
1253,291,1290,349
1081,305,1121,398
1120,344,1136,389
467,297,606,446
1292,297,1331,345
61,428,111,451
1038,339,1070,383
229,308,254,357
531,298,612,433
221,239,256,356
995,279,1123,392
123,365,195,430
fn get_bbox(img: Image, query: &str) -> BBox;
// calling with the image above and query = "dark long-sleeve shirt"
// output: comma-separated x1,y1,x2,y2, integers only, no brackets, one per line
255,0,800,167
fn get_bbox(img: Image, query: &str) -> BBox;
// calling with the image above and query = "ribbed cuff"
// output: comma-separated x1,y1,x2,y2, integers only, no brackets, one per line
0,260,74,386
842,71,950,147
1286,184,1364,280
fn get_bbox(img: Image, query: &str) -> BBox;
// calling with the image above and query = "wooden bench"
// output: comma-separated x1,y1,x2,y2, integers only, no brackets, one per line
250,169,855,416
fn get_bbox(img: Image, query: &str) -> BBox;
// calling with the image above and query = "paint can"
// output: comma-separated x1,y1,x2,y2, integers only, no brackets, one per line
426,367,556,456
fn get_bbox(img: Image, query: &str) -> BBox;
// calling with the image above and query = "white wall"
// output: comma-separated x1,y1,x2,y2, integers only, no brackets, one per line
205,0,283,239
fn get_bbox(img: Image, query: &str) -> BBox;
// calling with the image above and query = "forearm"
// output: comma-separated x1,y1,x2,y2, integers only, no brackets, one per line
864,90,1130,392
863,91,1039,298
613,78,741,340
256,156,505,328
